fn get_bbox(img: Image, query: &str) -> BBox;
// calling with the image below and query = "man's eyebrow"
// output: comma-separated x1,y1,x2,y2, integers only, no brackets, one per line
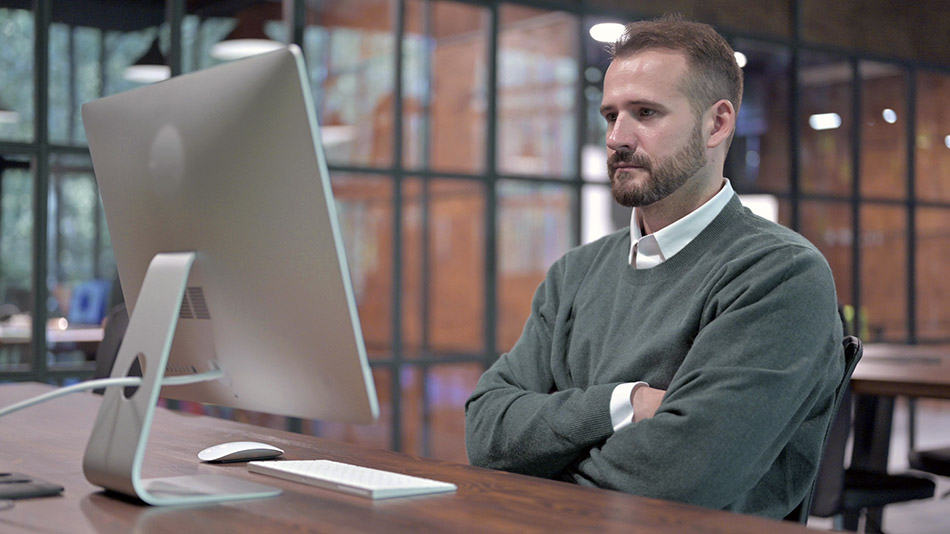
600,100,666,116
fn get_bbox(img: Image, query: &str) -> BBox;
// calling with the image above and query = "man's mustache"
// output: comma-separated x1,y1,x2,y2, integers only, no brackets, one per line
608,150,652,174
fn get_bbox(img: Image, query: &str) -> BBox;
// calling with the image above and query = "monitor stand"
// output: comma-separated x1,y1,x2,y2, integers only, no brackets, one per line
82,252,281,506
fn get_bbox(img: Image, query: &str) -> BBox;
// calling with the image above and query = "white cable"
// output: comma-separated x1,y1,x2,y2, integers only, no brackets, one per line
0,369,224,418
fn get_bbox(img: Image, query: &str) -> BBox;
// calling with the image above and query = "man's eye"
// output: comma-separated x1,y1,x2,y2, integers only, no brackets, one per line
639,109,656,118
604,113,617,123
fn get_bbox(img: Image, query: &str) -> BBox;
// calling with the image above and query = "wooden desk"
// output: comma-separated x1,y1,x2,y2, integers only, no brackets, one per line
847,344,950,531
0,383,814,533
851,343,950,399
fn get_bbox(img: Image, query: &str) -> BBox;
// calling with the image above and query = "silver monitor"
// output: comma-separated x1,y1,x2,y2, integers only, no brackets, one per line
81,45,378,505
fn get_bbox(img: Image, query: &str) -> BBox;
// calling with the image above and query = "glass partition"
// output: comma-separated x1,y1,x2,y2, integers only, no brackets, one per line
0,156,33,371
497,5,578,177
860,61,907,199
916,71,950,204
0,7,34,143
330,173,394,359
859,205,906,342
729,39,792,194
799,52,853,197
303,0,394,168
403,178,485,357
404,0,489,174
497,180,573,351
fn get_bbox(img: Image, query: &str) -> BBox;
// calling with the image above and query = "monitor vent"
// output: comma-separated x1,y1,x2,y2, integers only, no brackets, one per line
179,295,194,319
186,286,211,319
178,287,210,320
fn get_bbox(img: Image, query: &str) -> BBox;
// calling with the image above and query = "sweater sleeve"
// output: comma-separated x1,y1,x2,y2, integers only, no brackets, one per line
465,259,617,477
569,245,843,514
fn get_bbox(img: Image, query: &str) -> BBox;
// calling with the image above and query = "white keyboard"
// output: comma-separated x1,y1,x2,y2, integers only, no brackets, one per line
247,460,457,500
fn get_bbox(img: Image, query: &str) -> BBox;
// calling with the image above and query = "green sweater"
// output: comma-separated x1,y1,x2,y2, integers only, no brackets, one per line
465,195,843,519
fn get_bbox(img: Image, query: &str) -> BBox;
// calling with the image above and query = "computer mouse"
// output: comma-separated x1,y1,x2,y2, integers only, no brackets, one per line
197,441,284,463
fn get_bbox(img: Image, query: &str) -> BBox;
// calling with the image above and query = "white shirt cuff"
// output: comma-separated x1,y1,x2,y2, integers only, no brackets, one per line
610,381,648,432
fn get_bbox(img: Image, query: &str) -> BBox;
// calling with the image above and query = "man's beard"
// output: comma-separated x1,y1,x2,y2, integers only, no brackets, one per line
607,120,707,208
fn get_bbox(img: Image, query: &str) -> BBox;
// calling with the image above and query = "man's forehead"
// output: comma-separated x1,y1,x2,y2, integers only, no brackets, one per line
605,48,689,79
602,49,690,104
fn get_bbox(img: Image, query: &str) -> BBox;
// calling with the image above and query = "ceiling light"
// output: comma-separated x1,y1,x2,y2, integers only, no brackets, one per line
0,108,18,124
945,135,950,149
211,39,282,61
734,51,747,68
123,37,171,84
882,108,897,124
808,113,842,131
210,13,282,61
589,23,625,43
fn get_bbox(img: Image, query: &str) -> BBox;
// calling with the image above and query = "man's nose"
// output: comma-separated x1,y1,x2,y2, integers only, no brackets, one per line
606,113,636,152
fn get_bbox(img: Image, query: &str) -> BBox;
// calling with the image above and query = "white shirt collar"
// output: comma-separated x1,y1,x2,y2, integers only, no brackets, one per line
629,179,734,268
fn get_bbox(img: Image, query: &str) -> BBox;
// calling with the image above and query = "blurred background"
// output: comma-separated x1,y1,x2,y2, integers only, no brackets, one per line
0,0,947,490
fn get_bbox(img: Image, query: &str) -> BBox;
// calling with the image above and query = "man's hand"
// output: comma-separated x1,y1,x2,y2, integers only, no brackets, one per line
631,385,666,423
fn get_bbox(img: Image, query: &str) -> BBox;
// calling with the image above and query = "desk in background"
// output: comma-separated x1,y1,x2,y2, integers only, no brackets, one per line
851,343,950,400
0,383,814,533
848,344,950,530
848,343,950,467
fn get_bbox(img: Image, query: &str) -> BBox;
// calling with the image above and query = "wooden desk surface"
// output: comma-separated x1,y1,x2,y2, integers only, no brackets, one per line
0,383,814,533
0,325,104,344
851,343,950,399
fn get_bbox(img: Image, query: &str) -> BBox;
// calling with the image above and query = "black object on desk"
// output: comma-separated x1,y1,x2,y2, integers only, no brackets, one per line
0,472,64,499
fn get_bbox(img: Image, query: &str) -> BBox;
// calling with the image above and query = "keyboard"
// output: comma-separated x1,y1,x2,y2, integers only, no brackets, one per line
247,460,457,500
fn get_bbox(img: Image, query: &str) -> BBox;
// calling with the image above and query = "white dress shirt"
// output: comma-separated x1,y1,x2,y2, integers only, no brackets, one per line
609,179,735,431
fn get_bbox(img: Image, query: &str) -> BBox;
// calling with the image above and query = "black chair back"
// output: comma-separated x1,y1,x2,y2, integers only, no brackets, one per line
786,336,863,523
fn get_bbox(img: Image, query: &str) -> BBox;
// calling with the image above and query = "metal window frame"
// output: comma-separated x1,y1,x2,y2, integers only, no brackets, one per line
3,1,950,455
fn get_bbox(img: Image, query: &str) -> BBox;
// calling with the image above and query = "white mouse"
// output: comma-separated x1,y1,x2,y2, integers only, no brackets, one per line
198,441,284,463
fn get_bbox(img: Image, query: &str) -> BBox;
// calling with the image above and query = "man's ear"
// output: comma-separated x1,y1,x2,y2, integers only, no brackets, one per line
706,99,736,149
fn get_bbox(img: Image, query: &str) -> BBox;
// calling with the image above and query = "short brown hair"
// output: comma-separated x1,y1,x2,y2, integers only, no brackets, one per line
610,15,743,116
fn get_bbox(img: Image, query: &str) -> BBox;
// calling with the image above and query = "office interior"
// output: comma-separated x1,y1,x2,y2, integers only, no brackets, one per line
0,0,947,530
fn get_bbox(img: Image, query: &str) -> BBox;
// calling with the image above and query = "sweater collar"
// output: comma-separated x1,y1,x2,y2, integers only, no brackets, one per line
629,179,734,268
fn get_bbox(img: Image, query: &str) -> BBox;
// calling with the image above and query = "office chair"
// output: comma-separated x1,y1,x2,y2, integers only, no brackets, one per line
786,335,863,524
907,398,950,498
805,337,935,531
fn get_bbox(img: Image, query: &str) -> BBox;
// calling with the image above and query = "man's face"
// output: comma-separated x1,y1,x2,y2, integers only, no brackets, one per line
600,50,707,208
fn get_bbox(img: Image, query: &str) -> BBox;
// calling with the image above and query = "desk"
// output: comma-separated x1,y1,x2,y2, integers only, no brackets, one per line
847,344,950,531
0,383,814,533
851,343,950,399
0,325,104,345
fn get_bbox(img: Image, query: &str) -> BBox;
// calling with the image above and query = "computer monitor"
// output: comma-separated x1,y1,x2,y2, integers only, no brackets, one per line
80,45,378,505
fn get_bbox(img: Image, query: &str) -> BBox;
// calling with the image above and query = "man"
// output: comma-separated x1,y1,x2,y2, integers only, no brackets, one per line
465,16,843,519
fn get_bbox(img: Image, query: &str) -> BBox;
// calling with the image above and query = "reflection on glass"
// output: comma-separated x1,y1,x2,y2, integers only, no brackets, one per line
0,157,33,370
798,201,852,305
497,181,573,351
916,71,950,203
859,205,906,342
860,61,907,199
398,363,481,461
404,0,488,173
307,366,393,450
581,183,628,245
403,178,484,356
917,208,949,340
799,52,852,196
728,39,791,194
304,0,394,168
47,154,112,368
49,23,100,145
330,173,392,357
427,363,482,462
0,8,34,142
498,5,578,177
185,2,285,73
